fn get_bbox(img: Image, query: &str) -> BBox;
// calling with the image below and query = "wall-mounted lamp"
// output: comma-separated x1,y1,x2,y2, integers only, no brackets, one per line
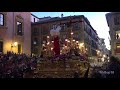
11,42,18,48
14,42,18,46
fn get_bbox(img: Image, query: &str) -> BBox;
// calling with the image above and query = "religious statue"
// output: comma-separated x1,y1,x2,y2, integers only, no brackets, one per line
50,25,61,56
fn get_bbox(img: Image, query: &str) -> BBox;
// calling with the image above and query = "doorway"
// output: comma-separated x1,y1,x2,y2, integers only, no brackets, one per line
18,44,21,54
0,41,3,53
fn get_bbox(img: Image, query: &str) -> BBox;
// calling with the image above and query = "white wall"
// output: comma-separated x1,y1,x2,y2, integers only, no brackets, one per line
31,15,39,23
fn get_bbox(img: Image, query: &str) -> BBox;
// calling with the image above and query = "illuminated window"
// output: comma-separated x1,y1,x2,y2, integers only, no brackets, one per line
17,21,22,36
116,43,120,49
116,31,120,39
0,14,4,26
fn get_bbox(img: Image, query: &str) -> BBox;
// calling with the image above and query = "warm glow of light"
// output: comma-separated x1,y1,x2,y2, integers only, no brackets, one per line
43,44,45,46
71,32,73,35
14,42,18,46
73,40,75,42
103,54,106,58
117,45,120,48
65,39,68,41
47,36,49,38
47,42,50,45
79,43,84,47
96,50,100,54
52,41,54,43
65,46,67,48
102,58,104,62
76,41,79,43
51,47,53,50
67,40,70,42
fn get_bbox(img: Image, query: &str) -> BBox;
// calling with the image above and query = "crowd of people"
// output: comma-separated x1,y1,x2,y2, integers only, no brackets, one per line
0,51,88,78
91,56,120,78
0,51,38,78
0,50,120,78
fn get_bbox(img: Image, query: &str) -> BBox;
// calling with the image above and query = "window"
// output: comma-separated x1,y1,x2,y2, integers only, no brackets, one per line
34,48,38,54
116,43,120,54
61,24,66,30
17,21,22,36
0,14,4,26
116,31,120,39
73,23,80,30
114,17,120,25
33,28,39,35
116,43,120,49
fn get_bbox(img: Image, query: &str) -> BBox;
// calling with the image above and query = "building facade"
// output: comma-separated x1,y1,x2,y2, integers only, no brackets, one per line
106,12,120,58
31,13,40,23
0,12,31,55
99,38,109,57
31,15,99,59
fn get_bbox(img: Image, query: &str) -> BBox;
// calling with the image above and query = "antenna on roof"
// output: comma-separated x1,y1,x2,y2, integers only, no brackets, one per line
61,14,63,18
